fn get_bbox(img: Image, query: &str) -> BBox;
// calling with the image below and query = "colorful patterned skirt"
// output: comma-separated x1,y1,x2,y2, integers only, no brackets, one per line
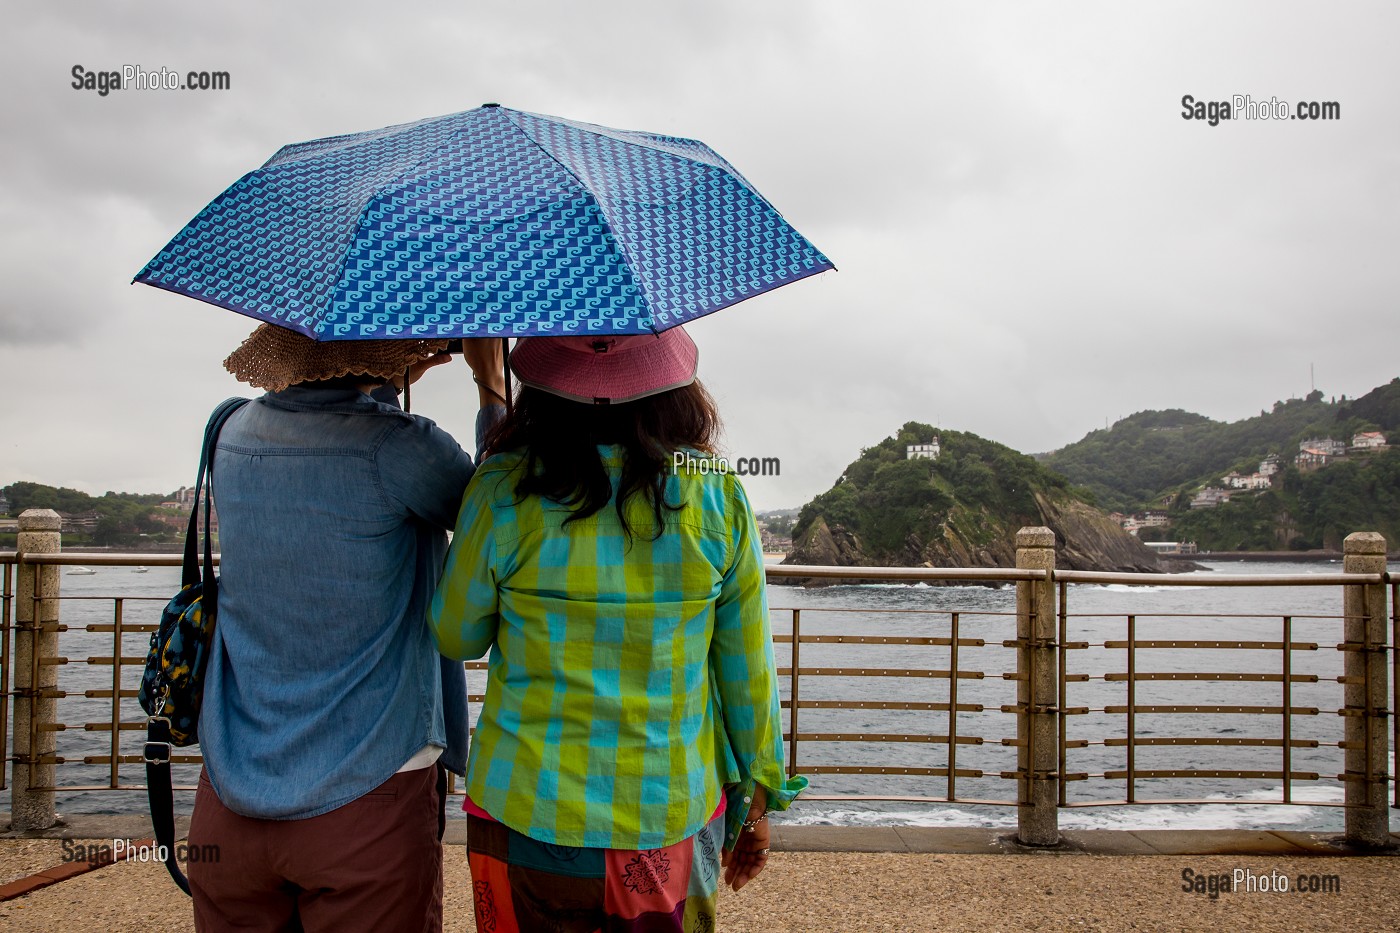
465,810,723,932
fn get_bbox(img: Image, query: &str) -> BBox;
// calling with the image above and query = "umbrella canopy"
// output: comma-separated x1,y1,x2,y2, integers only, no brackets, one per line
135,104,833,339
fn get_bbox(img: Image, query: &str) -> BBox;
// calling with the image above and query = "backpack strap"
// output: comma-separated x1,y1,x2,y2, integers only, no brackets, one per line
148,396,249,896
143,715,188,893
180,397,248,590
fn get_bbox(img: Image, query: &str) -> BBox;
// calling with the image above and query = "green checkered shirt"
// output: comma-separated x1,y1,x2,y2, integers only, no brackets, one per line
429,445,804,849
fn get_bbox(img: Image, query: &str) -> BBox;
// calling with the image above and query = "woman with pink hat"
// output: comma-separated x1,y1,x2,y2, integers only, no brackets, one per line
429,325,805,931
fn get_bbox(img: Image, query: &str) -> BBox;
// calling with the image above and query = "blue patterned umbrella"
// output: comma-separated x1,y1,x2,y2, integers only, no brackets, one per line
134,104,833,339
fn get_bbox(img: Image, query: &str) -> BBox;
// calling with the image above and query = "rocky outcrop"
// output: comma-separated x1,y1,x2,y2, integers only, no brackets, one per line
783,490,1179,582
1033,492,1168,572
788,515,866,566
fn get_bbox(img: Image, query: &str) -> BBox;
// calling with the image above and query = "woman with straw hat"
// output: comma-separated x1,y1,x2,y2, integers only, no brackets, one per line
187,324,505,933
430,326,805,932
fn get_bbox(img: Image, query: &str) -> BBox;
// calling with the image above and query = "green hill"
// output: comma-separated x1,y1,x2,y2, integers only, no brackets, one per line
787,423,1168,572
1336,378,1400,433
1038,378,1400,551
1040,397,1332,512
1041,379,1399,513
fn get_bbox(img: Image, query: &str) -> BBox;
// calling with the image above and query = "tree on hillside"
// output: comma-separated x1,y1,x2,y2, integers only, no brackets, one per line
3,482,101,515
1042,394,1342,512
1336,377,1400,433
1,482,180,545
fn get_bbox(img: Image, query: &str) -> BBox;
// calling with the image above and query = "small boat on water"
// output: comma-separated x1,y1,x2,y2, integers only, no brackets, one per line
67,567,97,576
133,566,149,573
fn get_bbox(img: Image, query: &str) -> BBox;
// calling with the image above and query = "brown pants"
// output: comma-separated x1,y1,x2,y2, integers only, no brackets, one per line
188,765,445,933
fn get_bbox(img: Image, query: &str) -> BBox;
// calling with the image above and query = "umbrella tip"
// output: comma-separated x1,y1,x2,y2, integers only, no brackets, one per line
481,102,501,108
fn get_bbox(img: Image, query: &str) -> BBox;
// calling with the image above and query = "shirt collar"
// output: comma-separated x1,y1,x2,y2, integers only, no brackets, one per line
261,385,387,414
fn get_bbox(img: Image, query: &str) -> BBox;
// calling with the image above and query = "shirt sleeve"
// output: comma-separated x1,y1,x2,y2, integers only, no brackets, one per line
428,473,500,661
376,416,476,531
371,389,502,530
709,477,807,815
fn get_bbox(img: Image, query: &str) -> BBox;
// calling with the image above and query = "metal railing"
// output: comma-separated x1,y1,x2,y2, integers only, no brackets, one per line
1049,568,1381,810
2,521,1394,846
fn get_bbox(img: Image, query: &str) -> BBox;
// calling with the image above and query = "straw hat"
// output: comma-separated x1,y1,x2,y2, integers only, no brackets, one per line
224,324,450,392
509,328,698,404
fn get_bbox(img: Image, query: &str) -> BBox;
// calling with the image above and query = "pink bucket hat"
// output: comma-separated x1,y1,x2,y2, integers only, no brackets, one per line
509,328,699,404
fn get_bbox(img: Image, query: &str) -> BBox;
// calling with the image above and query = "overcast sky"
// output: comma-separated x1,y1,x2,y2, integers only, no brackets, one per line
3,0,1397,511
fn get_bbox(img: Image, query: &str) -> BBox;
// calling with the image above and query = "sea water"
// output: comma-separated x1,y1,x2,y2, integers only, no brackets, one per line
4,560,1395,833
764,560,1399,833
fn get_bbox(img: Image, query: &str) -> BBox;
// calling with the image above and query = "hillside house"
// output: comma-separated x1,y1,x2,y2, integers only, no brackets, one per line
1119,509,1171,537
150,510,189,530
1295,447,1332,472
1258,454,1281,477
1223,471,1271,490
1299,437,1346,457
1190,487,1231,509
1351,431,1387,450
907,437,940,460
58,510,101,533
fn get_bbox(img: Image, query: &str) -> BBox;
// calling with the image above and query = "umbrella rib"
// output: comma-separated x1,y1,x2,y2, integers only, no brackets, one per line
496,110,659,333
319,108,660,338
304,113,481,338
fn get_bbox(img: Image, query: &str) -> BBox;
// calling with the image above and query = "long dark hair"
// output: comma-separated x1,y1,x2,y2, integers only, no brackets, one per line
482,381,722,541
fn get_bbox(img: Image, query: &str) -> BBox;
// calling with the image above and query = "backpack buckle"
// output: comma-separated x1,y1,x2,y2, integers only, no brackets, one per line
145,715,174,765
143,740,173,766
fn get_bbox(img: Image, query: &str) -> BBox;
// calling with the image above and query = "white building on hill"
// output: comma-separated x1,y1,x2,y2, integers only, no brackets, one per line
907,437,940,460
1223,471,1271,490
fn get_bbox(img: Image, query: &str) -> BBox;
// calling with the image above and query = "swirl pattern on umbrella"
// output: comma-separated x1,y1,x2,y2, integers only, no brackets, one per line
136,105,832,338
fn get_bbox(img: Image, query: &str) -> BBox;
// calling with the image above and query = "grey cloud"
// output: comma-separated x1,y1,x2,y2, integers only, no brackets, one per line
2,0,1398,511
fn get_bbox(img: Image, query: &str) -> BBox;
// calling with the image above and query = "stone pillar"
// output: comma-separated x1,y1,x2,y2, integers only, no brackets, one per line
1341,532,1390,847
11,509,62,831
1015,526,1059,846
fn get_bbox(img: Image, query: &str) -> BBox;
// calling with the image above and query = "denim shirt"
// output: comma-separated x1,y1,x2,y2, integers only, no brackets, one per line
200,385,499,820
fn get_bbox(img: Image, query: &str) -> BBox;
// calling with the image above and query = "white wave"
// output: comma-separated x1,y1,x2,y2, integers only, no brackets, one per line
1223,784,1344,804
1085,584,1211,593
779,807,1016,830
779,784,1346,832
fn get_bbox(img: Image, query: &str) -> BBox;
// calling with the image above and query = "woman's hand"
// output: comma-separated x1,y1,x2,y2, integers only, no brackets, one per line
390,353,452,391
721,784,770,892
